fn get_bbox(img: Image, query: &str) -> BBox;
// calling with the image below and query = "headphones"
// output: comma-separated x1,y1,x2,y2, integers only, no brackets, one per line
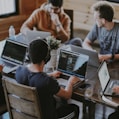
41,39,51,64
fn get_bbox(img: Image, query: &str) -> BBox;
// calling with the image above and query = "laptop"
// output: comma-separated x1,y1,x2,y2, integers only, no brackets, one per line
0,39,27,73
13,31,51,46
98,61,119,97
62,45,100,68
57,49,89,88
25,30,51,44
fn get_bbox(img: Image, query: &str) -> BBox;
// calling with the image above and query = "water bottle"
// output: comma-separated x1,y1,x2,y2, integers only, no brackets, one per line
9,25,15,39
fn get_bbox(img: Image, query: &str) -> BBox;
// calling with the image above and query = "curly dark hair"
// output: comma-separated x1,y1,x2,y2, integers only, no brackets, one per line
28,38,50,64
91,1,114,22
48,0,63,8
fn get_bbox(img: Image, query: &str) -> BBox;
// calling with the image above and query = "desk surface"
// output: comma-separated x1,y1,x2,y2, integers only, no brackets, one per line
72,62,119,109
1,39,119,109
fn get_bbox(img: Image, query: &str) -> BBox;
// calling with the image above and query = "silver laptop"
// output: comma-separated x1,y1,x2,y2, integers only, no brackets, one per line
57,49,89,79
0,39,27,73
14,31,51,46
62,45,100,68
25,30,51,44
98,61,119,97
57,49,89,88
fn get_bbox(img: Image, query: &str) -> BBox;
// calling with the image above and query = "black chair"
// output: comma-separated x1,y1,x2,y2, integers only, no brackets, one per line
64,9,74,39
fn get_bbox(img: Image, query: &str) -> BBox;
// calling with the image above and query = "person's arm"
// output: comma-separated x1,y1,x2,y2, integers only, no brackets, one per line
50,12,71,42
56,76,80,99
20,9,39,35
98,54,119,62
48,70,62,78
112,86,119,94
83,24,98,50
82,37,94,51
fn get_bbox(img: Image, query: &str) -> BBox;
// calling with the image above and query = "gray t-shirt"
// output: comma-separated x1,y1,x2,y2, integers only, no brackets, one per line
86,22,119,54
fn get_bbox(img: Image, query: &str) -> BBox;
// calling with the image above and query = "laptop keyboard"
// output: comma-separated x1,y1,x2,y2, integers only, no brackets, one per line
59,74,70,79
106,80,119,95
3,60,16,68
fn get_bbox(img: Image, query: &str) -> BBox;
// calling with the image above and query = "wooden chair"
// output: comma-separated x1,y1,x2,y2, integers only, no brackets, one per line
2,77,43,119
64,9,74,39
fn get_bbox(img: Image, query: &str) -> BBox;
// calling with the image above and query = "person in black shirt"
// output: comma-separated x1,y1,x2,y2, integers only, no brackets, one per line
15,38,79,119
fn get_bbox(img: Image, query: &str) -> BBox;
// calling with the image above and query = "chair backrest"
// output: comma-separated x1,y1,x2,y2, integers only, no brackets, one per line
64,9,74,39
2,77,43,119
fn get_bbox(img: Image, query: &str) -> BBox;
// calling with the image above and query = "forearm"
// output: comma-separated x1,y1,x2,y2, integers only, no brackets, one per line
113,54,119,60
82,39,94,50
98,54,119,62
56,24,70,42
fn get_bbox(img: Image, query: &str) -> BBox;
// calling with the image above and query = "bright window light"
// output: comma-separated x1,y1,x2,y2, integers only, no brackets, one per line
0,0,18,17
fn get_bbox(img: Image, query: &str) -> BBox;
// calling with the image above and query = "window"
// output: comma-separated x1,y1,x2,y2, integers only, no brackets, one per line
0,0,18,18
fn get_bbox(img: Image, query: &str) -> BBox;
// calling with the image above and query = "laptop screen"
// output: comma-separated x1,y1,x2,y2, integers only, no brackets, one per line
57,49,89,79
1,40,27,64
62,45,100,67
98,61,110,91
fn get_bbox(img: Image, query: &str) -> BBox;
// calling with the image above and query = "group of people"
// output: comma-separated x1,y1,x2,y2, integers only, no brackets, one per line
15,0,119,119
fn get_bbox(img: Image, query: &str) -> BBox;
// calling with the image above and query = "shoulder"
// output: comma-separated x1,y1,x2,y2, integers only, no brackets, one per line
16,66,27,72
31,3,49,15
60,8,71,22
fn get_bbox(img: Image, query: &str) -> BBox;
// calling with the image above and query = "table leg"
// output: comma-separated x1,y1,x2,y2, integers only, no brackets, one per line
88,101,96,119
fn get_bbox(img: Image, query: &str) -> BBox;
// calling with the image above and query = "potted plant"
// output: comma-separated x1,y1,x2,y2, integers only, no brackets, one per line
46,36,61,50
45,36,61,71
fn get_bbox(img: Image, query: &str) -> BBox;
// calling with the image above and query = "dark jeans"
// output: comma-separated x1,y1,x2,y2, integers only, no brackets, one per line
57,104,79,119
108,106,119,119
55,97,79,119
65,37,82,47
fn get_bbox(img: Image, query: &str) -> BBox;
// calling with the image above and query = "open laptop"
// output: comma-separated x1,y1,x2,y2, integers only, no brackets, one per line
13,30,51,46
98,61,119,97
57,49,89,88
62,45,100,68
0,39,27,73
25,30,51,44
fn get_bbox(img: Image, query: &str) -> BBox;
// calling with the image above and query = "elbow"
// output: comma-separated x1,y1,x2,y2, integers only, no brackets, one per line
63,91,72,99
64,94,72,100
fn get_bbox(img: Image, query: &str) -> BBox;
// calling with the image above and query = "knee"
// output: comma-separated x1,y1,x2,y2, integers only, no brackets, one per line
65,37,83,47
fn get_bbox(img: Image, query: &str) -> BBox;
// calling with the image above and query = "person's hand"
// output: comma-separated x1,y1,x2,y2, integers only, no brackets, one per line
0,65,3,72
98,54,112,62
68,76,81,86
112,86,119,94
50,12,60,25
49,70,62,78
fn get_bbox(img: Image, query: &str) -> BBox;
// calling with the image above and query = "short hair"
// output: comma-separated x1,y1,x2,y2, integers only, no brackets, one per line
48,0,63,8
91,1,114,22
28,38,50,64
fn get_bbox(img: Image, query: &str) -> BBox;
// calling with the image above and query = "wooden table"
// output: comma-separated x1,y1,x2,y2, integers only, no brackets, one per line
72,61,119,119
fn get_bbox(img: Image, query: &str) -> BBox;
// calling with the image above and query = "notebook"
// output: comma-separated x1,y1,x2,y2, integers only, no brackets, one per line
0,39,27,73
62,45,100,68
98,61,119,97
25,30,51,44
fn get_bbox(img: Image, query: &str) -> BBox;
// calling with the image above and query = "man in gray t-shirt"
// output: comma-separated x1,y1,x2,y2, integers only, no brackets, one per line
82,1,119,62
